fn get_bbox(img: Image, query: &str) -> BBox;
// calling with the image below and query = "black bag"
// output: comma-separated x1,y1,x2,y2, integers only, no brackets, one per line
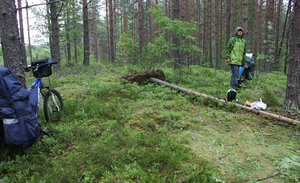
227,89,237,102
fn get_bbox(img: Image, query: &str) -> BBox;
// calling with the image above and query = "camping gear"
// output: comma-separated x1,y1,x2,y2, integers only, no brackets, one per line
227,88,237,102
251,99,267,110
0,67,41,149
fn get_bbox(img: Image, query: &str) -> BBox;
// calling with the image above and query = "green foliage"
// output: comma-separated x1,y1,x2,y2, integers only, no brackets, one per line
117,33,139,64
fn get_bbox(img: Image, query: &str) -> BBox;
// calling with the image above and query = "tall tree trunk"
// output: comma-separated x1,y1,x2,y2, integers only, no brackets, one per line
264,0,275,72
123,2,127,33
278,0,292,60
109,0,115,62
185,0,189,22
258,0,263,54
149,0,154,42
72,0,78,64
138,0,144,62
220,1,223,68
93,3,99,62
83,0,90,66
284,0,300,110
215,0,220,69
66,2,71,65
180,0,185,21
17,0,27,67
165,0,168,16
253,0,259,59
25,0,32,62
197,0,201,65
172,0,180,69
226,0,231,43
233,0,237,28
0,0,26,87
105,0,110,60
274,0,282,70
203,0,207,64
208,0,213,68
50,0,61,70
243,0,248,42
191,0,194,21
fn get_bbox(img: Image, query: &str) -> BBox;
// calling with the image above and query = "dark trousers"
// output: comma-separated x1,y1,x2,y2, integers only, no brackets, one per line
230,64,240,89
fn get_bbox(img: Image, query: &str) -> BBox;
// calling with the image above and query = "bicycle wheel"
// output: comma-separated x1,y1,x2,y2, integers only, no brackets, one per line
43,88,65,122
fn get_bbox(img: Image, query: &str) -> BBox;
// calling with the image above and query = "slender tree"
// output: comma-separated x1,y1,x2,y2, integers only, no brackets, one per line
284,0,300,110
197,0,201,65
123,1,127,33
105,0,110,60
93,2,99,62
220,0,223,67
65,1,71,65
0,0,26,87
172,0,180,69
243,0,248,42
208,0,213,67
138,0,144,62
226,0,231,42
49,0,61,70
215,0,220,69
83,0,90,66
233,0,237,28
180,0,185,21
253,0,259,58
258,0,264,54
17,0,26,67
109,0,115,62
274,0,282,70
72,0,78,64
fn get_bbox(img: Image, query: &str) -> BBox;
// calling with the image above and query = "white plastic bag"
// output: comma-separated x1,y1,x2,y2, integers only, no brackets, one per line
251,98,267,110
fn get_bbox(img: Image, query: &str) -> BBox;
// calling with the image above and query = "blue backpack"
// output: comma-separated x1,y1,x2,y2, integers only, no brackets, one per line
0,67,40,149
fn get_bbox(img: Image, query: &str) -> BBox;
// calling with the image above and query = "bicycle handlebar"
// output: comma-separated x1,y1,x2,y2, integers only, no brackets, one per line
24,58,58,72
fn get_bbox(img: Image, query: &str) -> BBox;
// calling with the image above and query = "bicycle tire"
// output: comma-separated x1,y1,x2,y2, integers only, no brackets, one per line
43,88,65,122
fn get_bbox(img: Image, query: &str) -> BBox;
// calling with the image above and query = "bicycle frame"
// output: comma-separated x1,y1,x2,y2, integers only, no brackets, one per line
28,78,44,118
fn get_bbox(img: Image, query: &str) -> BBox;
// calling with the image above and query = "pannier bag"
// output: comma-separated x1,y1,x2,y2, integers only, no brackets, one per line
0,67,40,149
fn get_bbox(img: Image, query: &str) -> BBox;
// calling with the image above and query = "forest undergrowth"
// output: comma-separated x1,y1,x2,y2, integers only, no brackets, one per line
0,62,299,183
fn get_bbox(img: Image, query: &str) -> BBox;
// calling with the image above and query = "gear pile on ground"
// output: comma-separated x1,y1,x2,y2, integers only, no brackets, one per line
122,69,165,85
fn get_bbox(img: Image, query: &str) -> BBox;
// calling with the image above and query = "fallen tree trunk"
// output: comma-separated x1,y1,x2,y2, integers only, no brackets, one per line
150,78,300,125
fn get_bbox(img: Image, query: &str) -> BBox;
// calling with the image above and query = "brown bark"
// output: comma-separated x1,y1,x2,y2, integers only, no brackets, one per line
208,0,212,68
191,0,194,21
197,0,201,65
25,0,32,62
49,0,61,70
109,0,115,62
138,0,144,62
0,0,26,87
243,0,248,42
93,3,99,62
150,78,300,125
185,0,189,22
83,0,90,66
180,0,185,21
274,0,282,70
203,0,207,63
233,0,237,28
284,0,300,110
254,0,259,58
226,0,231,42
220,1,223,68
17,0,26,67
66,2,71,65
123,2,127,33
278,0,292,62
105,0,110,60
215,0,220,69
258,0,264,54
172,0,180,69
72,0,78,64
165,0,168,16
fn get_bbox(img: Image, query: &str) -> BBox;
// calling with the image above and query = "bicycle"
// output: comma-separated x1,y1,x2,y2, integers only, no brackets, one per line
25,58,65,122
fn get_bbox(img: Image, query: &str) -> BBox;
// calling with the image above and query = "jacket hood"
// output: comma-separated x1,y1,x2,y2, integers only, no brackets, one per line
235,27,244,37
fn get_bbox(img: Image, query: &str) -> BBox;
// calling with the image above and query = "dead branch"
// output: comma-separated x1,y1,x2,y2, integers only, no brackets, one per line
150,78,300,125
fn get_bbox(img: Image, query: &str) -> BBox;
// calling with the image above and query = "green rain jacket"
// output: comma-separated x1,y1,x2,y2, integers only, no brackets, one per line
226,27,246,66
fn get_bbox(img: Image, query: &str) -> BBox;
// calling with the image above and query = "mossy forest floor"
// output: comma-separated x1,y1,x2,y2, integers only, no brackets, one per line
0,63,299,182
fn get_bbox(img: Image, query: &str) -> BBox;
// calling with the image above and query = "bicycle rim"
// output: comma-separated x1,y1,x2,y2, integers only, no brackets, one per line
44,89,65,122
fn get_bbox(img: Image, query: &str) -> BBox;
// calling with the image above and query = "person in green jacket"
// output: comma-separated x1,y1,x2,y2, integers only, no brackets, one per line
226,27,248,90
